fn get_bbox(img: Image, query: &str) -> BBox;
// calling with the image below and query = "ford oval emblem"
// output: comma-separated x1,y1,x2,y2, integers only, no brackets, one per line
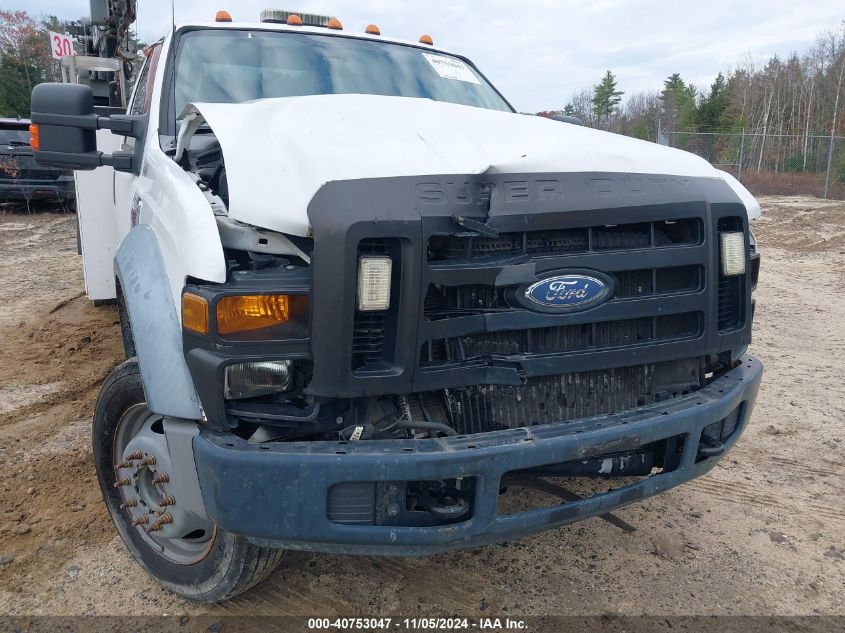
523,273,612,311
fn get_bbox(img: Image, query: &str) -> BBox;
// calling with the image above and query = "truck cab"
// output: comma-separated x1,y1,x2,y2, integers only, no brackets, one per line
29,10,762,603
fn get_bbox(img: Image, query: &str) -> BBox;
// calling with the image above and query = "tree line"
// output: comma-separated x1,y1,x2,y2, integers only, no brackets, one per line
540,21,844,142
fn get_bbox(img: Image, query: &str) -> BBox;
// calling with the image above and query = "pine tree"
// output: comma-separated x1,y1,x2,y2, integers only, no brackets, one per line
698,72,729,130
592,70,624,128
660,73,698,131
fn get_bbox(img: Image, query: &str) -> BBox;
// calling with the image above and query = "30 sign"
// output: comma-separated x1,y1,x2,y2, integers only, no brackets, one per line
48,30,74,60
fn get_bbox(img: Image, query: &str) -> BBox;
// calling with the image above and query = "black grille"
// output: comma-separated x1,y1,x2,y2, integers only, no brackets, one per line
444,358,703,434
351,312,386,369
423,265,702,321
421,313,702,362
427,218,701,262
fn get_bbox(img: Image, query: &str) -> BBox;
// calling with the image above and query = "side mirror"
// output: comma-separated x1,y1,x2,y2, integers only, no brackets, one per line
30,83,142,172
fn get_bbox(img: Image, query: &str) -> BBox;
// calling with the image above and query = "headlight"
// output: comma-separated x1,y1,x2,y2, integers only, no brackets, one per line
357,256,392,311
720,232,746,277
224,360,292,399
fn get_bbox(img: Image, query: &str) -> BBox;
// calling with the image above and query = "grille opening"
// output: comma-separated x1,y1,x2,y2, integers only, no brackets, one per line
613,269,653,297
351,312,387,369
656,265,702,293
595,317,651,346
654,218,702,246
419,312,703,363
657,312,702,339
593,223,650,250
526,229,589,253
427,218,701,262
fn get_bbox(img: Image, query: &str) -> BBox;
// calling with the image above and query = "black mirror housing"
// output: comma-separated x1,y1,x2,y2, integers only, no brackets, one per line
31,83,100,170
30,83,140,173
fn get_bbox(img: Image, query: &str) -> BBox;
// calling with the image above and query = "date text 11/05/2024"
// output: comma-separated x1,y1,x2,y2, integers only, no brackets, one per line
307,617,528,630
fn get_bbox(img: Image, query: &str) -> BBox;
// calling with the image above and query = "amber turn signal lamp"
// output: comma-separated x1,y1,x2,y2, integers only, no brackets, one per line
215,10,232,22
217,294,289,335
29,124,39,151
182,293,209,335
365,24,380,35
419,34,433,45
327,17,343,30
287,14,303,26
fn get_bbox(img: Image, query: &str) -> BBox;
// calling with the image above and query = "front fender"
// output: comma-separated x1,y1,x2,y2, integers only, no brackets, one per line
115,225,202,419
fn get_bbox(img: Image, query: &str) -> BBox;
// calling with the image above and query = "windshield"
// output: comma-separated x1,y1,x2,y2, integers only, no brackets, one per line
173,29,512,115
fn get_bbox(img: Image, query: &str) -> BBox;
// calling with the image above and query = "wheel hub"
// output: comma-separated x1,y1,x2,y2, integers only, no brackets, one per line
113,404,214,564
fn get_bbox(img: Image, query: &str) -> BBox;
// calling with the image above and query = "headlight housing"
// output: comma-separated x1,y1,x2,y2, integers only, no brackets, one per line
224,360,292,400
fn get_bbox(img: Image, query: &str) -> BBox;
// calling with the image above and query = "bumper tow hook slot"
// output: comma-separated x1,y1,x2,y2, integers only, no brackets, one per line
698,436,727,459
416,486,470,521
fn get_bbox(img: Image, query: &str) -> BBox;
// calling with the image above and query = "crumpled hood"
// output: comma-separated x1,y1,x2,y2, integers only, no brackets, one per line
180,94,737,237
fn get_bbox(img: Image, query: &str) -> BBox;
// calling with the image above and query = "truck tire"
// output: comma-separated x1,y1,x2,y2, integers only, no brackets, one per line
93,359,284,602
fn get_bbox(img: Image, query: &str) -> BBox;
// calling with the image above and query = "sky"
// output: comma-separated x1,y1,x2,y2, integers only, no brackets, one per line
12,0,845,112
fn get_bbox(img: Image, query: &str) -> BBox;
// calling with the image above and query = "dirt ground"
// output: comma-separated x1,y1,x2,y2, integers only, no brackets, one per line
0,196,842,617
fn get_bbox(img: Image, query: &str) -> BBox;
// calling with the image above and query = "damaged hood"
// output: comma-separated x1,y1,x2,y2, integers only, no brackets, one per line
180,94,741,237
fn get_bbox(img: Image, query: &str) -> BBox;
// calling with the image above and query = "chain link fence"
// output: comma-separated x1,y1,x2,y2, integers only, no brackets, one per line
664,131,844,200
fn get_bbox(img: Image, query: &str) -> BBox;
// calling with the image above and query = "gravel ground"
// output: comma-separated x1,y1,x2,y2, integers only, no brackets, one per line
0,197,842,617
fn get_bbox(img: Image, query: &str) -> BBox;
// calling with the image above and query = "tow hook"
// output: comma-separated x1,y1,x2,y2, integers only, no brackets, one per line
697,435,727,459
416,484,471,521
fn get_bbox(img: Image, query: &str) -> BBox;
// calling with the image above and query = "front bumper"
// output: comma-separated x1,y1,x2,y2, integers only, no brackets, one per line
193,355,762,555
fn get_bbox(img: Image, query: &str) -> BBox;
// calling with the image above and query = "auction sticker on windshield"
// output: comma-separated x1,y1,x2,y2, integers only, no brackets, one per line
422,53,481,84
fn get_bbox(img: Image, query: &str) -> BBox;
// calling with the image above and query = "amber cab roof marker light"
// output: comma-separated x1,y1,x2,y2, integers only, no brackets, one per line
287,14,303,26
215,10,232,22
419,34,433,45
365,24,380,35
327,17,343,30
28,124,39,151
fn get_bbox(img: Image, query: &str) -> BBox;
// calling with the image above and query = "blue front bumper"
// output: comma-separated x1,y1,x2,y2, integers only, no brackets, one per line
193,356,762,555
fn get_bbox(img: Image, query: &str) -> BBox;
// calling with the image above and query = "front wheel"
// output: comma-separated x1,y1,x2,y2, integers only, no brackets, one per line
93,359,283,602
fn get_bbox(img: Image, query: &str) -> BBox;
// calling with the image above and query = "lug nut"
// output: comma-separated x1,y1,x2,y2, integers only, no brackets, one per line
151,473,169,485
158,495,176,507
146,513,173,533
132,515,149,526
119,497,139,509
114,459,132,469
125,450,143,461
140,455,156,466
113,476,132,488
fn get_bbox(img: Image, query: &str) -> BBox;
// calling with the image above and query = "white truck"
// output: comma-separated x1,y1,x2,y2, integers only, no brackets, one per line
30,9,763,602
